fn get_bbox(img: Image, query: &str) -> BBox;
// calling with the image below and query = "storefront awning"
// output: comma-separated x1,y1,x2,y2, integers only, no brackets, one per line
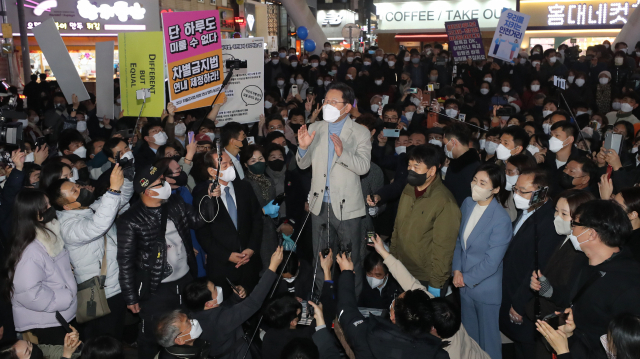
394,34,448,42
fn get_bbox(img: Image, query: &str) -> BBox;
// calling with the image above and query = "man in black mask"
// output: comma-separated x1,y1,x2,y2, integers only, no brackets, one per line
558,156,595,192
46,162,134,340
388,144,461,298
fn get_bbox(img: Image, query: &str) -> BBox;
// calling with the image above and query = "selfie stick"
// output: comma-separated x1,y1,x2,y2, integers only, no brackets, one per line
425,108,488,132
241,193,321,359
198,139,223,223
132,90,148,142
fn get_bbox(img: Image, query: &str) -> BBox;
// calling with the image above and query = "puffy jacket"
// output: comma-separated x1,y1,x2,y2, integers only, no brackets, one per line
116,194,203,305
12,220,78,331
57,179,134,298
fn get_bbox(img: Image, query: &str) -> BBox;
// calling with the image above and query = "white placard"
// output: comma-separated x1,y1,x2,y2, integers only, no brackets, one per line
96,41,114,119
374,0,516,33
32,18,90,103
217,38,264,126
488,9,530,63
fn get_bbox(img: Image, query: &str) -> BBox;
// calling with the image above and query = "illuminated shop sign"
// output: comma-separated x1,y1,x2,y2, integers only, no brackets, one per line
521,0,639,27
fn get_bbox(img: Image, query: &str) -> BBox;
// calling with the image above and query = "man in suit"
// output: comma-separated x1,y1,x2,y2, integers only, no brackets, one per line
220,122,246,180
193,150,263,296
499,168,564,359
296,82,372,296
442,122,482,206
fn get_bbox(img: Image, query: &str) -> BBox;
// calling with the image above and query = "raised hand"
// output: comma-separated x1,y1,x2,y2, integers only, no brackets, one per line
297,124,316,150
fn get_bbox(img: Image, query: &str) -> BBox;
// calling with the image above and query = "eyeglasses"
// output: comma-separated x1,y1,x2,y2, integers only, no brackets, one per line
322,99,347,106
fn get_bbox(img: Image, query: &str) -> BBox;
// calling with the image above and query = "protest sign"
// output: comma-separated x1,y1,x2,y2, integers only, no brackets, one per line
95,41,115,119
488,9,530,63
445,20,486,63
32,18,90,103
216,37,265,126
162,10,224,112
118,31,164,117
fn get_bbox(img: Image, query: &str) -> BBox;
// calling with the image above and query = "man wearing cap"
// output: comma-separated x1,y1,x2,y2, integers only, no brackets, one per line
194,133,213,153
116,161,208,359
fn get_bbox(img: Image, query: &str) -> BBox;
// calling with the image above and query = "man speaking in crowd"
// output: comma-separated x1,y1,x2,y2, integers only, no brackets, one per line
296,82,372,296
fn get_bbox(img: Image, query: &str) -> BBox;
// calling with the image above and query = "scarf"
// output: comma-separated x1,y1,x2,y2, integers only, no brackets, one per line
35,219,64,257
247,172,272,201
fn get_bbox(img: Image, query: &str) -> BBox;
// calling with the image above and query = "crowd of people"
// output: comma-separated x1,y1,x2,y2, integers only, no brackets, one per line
0,39,639,359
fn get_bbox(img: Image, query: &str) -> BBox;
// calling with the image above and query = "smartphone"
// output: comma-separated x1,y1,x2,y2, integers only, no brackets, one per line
459,113,466,121
542,312,567,330
225,277,239,295
382,95,389,106
247,136,255,145
424,91,432,104
291,85,299,97
55,311,72,333
188,131,195,144
407,88,418,94
383,128,400,137
367,231,375,244
427,84,435,92
274,192,286,205
529,186,549,207
604,132,623,154
434,83,440,90
607,165,613,180
115,150,121,165
35,136,46,148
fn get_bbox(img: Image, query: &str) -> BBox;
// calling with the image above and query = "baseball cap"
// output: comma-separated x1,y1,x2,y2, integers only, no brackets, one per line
134,163,168,194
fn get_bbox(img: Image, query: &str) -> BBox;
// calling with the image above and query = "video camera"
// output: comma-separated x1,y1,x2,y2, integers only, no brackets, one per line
565,45,581,62
0,99,28,147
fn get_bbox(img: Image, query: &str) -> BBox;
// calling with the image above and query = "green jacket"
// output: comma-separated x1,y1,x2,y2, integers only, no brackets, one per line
390,176,461,287
39,344,81,359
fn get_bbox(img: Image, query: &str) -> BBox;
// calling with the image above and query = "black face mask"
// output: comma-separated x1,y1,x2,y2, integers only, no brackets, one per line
268,159,285,172
75,187,95,207
30,344,44,359
171,171,189,187
172,155,182,163
241,139,249,148
289,124,302,134
42,207,57,223
559,172,576,189
55,103,66,112
78,167,90,183
407,170,428,187
383,122,397,129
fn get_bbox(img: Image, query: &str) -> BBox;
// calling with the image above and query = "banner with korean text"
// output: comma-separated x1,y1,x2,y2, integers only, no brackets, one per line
162,10,225,111
118,31,164,117
445,19,486,63
488,9,530,63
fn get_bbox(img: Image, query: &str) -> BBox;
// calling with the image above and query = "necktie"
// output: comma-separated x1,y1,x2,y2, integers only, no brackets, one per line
225,187,238,229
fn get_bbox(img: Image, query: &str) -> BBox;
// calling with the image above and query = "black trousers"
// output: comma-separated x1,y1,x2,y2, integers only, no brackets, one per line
30,319,78,345
81,293,126,341
137,274,192,359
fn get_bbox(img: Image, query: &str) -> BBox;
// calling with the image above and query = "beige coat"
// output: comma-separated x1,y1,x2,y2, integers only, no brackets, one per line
384,254,491,359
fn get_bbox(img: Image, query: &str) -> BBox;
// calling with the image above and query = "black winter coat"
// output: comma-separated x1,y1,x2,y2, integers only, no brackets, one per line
443,149,481,207
116,194,202,305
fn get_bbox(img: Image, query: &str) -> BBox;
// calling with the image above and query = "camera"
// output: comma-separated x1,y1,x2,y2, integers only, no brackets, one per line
565,45,581,62
307,292,321,318
0,102,27,147
338,242,352,258
225,59,248,69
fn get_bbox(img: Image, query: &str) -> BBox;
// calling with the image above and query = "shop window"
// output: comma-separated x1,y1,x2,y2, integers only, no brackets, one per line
529,38,556,51
210,0,216,4
198,0,204,3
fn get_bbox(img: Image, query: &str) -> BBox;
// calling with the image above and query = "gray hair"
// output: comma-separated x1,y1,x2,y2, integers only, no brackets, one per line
156,310,184,348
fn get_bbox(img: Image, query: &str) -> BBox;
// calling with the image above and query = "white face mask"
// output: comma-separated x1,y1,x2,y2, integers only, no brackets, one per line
334,56,342,62
371,104,379,112
621,103,634,112
324,81,331,87
265,100,273,109
206,132,216,142
289,78,295,84
520,58,527,65
311,62,319,68
32,116,40,124
175,123,187,136
277,80,285,87
484,78,492,83
569,228,592,252
375,80,383,86
441,166,448,177
531,84,540,92
388,61,395,67
615,57,624,66
502,86,511,93
513,192,531,210
444,139,455,158
76,120,87,132
363,61,371,66
445,108,458,118
121,151,135,162
152,132,168,146
177,319,203,340
71,167,79,183
479,138,486,150
575,78,585,87
0,176,5,182
215,286,224,305
549,136,567,153
303,59,309,64
532,61,540,67
554,215,572,236
527,144,540,155
375,56,383,62
150,181,172,199
405,112,414,121
600,77,610,85
325,46,331,51
485,141,498,155
568,76,575,83
430,75,439,82
612,102,621,110
116,98,121,105
291,62,298,68
496,143,513,160
25,152,35,163
549,56,557,63
505,174,518,191
218,165,237,182
480,88,490,95
296,79,304,85
471,184,493,202
73,145,87,158
272,59,279,65
366,275,385,289
317,79,324,86
322,104,345,123
429,139,442,147
320,60,327,66
347,57,354,63
395,146,406,155
404,56,411,62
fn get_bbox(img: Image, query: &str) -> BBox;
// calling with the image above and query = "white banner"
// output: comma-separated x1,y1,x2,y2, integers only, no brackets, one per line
374,0,516,32
32,18,90,103
488,9,531,63
217,37,265,126
96,41,114,119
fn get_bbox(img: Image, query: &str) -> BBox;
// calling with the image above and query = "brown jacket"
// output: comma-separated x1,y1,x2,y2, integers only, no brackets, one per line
384,254,491,359
390,176,461,287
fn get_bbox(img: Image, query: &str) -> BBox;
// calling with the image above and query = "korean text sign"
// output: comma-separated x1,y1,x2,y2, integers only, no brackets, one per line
118,31,165,117
445,20,486,62
216,38,265,126
162,10,225,111
488,9,530,62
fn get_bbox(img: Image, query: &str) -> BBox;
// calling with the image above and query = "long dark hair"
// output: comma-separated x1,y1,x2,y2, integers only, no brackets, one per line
0,339,20,359
1,189,52,301
474,163,507,206
40,161,72,191
80,336,125,359
609,313,640,359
